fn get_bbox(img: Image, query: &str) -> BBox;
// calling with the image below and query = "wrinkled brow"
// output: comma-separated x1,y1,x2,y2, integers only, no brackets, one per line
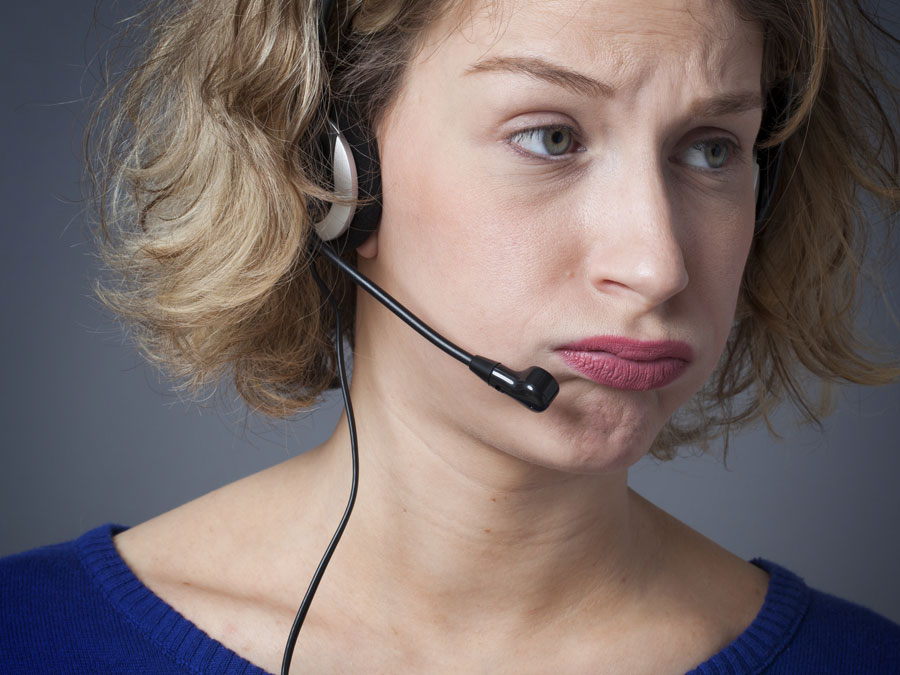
465,56,615,98
464,55,763,117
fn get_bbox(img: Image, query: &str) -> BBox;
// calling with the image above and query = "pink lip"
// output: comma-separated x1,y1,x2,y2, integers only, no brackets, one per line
555,336,694,391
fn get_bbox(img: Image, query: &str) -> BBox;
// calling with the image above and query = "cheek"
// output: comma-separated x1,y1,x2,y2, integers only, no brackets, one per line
688,209,755,354
379,126,554,335
376,141,502,351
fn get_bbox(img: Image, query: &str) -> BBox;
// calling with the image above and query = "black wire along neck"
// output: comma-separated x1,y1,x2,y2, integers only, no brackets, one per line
281,241,559,670
281,256,359,675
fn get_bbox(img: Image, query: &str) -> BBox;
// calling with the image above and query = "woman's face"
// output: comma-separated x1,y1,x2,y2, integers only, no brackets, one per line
361,0,763,472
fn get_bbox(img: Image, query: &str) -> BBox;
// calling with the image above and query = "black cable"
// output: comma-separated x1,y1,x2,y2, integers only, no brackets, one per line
315,241,473,365
281,254,359,675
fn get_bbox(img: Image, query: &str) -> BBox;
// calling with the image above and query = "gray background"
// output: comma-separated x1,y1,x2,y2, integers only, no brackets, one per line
2,0,899,625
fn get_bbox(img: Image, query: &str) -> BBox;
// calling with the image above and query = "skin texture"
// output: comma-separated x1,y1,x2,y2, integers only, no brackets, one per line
115,0,771,672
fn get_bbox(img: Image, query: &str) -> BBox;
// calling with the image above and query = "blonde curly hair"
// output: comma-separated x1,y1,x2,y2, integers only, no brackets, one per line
88,0,900,458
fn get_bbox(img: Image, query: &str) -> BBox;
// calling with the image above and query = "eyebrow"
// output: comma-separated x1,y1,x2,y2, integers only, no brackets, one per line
464,55,763,118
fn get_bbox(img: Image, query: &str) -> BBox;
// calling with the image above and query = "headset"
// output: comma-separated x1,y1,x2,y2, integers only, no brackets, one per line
281,2,793,671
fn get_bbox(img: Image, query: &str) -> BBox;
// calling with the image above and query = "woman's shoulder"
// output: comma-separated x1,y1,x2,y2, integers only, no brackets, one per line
785,563,900,672
691,557,900,674
1,525,110,610
0,522,270,675
106,457,330,673
0,523,121,628
0,524,171,673
0,458,313,675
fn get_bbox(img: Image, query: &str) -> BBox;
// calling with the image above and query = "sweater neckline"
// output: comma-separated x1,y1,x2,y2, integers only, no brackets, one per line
76,523,809,675
77,522,270,675
687,557,810,674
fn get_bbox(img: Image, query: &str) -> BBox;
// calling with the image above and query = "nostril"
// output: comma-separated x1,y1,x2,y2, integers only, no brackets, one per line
595,278,630,292
587,238,689,308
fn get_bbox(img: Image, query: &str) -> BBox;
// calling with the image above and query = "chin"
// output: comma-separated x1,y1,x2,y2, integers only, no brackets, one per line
497,399,668,476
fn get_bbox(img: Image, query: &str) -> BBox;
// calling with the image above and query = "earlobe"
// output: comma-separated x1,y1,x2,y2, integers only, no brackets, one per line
357,229,379,258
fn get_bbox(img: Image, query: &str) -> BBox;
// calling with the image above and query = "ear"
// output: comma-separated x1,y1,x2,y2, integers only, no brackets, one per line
356,229,379,259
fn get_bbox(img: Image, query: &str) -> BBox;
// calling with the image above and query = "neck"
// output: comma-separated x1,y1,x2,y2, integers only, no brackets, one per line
302,371,665,637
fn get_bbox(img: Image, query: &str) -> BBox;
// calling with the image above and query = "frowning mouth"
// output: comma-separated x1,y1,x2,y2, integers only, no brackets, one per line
554,336,694,391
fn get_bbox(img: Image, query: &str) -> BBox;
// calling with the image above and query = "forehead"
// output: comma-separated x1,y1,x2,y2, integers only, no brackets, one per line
418,0,761,97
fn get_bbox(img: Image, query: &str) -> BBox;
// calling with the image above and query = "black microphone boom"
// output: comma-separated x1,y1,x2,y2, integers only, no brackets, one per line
314,241,559,412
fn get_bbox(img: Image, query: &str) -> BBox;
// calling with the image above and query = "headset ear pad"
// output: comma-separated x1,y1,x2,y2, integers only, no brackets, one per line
328,111,383,253
311,110,383,252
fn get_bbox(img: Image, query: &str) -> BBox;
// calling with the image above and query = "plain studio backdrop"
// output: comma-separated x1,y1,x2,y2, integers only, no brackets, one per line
2,0,899,626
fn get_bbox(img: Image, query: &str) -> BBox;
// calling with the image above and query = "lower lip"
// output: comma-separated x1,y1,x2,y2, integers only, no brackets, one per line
556,350,689,391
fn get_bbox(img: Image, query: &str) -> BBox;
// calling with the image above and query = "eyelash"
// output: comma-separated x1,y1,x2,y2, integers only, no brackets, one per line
505,125,743,172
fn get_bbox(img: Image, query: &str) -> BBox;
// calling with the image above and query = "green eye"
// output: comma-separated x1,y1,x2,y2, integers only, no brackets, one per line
703,141,729,168
542,128,573,155
510,126,577,157
682,139,738,170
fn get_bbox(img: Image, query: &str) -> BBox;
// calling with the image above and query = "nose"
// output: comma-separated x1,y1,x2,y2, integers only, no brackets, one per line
584,161,689,310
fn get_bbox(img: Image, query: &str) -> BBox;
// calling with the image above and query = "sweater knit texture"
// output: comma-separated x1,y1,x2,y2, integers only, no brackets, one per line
1,523,899,674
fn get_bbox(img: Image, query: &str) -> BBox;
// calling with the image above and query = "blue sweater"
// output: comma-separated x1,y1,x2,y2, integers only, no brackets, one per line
1,524,899,674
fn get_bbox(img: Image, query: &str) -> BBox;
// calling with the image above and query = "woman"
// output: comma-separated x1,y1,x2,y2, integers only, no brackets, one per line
3,0,900,672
